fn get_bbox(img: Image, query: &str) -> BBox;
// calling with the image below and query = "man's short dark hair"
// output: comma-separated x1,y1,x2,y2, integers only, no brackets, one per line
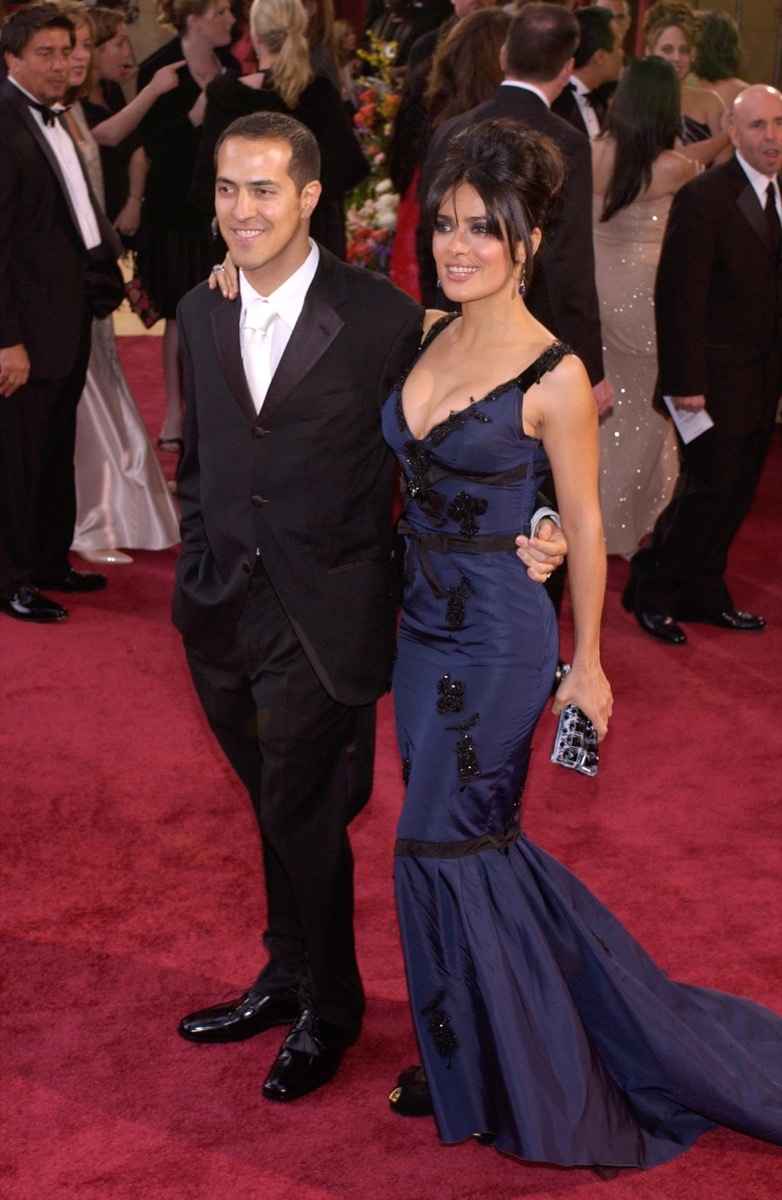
572,7,615,69
0,3,75,58
214,113,321,192
505,3,579,83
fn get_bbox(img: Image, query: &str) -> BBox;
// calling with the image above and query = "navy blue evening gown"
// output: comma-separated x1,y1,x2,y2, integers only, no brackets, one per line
381,315,782,1169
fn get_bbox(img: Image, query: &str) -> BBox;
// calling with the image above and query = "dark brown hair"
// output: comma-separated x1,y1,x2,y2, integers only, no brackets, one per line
425,117,564,289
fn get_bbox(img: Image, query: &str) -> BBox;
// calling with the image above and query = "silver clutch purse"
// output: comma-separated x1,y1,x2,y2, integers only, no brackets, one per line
550,665,599,777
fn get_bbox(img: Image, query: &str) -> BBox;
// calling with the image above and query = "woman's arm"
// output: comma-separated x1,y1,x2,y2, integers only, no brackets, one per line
90,60,186,147
532,354,613,737
113,145,148,237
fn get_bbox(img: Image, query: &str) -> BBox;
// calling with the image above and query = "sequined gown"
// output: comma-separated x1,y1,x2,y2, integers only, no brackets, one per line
381,315,782,1170
592,195,678,558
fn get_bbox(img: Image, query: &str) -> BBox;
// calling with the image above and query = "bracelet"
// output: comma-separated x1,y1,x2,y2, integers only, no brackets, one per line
128,193,145,203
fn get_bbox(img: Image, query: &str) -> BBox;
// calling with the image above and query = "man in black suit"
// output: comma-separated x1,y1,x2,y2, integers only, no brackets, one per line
625,85,782,645
174,112,566,1102
551,6,623,139
419,4,612,414
0,5,121,623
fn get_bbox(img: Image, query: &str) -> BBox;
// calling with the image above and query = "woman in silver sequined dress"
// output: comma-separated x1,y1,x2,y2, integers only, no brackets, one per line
591,57,696,558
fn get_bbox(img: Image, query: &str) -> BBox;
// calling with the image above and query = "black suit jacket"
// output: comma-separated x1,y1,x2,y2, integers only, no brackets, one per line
0,78,121,378
654,156,782,436
420,84,604,385
174,248,423,704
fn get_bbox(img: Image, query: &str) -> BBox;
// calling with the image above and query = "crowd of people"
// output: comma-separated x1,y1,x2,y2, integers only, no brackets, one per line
1,0,781,1183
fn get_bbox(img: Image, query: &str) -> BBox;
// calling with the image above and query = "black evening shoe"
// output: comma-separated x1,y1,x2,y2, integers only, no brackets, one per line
178,989,300,1043
635,611,686,645
34,568,107,593
0,584,68,623
261,1008,359,1102
388,1064,434,1117
681,608,765,632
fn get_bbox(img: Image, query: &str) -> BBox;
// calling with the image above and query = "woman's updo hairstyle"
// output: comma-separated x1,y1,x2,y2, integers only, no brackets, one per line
250,0,313,109
424,118,564,291
156,0,215,36
643,1,698,52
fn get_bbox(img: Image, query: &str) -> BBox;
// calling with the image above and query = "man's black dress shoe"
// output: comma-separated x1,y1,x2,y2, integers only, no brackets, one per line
635,612,687,645
178,990,300,1043
34,568,107,593
262,1008,359,1102
682,609,765,632
0,585,68,623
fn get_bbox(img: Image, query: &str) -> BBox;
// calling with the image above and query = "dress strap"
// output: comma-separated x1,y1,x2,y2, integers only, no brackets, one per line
516,340,573,393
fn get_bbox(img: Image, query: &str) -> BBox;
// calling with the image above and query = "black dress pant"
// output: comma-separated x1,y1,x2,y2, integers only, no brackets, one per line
0,316,91,597
629,421,774,618
186,563,376,1030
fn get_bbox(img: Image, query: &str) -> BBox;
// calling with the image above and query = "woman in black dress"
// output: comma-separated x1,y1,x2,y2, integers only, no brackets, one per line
135,0,239,451
191,0,368,259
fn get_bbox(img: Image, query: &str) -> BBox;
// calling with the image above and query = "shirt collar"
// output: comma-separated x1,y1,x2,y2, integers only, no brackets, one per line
736,152,781,207
7,75,68,115
500,80,550,109
239,240,320,330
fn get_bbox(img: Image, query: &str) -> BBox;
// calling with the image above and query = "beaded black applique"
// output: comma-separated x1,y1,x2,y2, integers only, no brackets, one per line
447,713,481,783
447,490,488,538
502,760,528,835
422,990,458,1062
436,674,465,714
403,439,432,500
429,403,491,448
445,572,475,628
401,757,411,787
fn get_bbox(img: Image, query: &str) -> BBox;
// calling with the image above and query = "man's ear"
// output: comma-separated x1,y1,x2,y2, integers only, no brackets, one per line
300,179,323,219
499,42,507,75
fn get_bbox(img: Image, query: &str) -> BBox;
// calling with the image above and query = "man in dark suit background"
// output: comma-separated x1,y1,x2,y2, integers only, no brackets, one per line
419,3,613,415
0,5,121,623
551,6,623,139
625,85,782,645
174,112,567,1103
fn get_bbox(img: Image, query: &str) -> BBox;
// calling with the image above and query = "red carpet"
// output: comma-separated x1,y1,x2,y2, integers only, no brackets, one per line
1,336,780,1199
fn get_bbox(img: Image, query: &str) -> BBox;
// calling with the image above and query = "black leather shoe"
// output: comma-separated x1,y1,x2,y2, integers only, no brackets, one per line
684,609,765,632
635,611,686,645
34,568,107,593
178,990,300,1043
0,585,68,623
262,1009,359,1102
389,1064,434,1117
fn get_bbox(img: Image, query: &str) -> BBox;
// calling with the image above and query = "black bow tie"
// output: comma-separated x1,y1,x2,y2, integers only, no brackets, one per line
568,82,597,107
27,98,69,126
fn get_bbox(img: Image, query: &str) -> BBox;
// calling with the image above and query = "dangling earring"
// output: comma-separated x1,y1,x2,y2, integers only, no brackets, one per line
436,278,442,289
518,280,526,297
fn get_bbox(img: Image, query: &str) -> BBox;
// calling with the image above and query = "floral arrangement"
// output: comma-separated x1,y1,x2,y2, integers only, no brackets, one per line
345,33,401,274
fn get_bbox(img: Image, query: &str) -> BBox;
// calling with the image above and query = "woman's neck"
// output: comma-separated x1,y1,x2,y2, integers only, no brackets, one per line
182,30,219,78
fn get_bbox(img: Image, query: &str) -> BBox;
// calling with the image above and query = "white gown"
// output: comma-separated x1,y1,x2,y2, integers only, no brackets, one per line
69,104,180,557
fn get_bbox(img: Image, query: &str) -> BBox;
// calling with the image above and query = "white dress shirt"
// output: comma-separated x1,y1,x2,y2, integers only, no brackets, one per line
239,239,321,387
9,77,102,250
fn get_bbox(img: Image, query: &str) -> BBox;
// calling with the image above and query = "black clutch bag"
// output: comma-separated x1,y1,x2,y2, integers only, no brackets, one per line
550,666,598,777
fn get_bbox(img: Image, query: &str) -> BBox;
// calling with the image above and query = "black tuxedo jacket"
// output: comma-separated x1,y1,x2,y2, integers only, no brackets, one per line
174,248,423,704
420,84,604,385
0,79,121,379
551,84,590,139
654,156,782,436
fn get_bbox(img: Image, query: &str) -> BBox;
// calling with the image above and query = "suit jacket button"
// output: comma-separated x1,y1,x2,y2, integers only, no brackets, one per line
252,426,268,438
251,495,268,507
241,560,252,574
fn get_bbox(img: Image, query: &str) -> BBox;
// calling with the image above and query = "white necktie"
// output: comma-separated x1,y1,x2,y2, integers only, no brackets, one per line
242,302,279,413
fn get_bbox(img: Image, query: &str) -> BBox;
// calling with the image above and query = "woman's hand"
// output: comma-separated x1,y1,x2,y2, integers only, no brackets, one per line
552,662,613,741
113,195,142,237
149,59,186,98
208,255,239,299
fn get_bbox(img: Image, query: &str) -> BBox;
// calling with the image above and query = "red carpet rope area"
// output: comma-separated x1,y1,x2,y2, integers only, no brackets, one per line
1,336,780,1199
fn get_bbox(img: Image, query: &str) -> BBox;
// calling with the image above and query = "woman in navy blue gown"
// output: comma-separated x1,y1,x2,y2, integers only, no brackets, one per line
381,119,782,1173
